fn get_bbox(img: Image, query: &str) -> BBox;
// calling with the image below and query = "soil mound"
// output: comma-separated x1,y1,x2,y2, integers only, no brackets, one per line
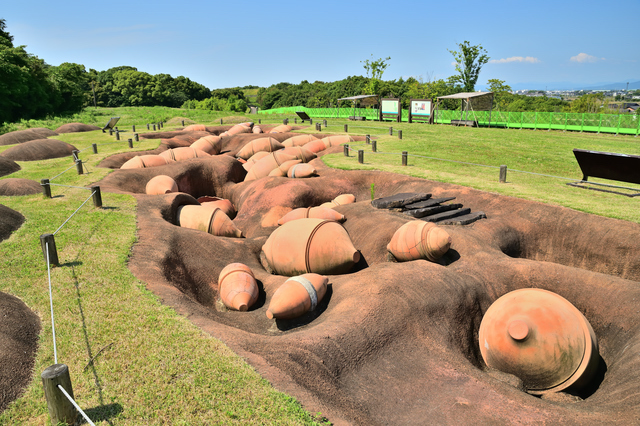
0,128,58,146
95,146,640,425
0,204,24,243
0,139,77,162
0,178,42,196
0,291,41,413
0,157,20,177
166,117,194,126
55,123,101,133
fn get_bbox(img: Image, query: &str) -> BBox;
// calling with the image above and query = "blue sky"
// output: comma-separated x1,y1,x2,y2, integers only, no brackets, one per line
3,0,638,91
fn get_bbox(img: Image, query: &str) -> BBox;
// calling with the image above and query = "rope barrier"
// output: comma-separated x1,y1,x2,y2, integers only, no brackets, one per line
48,183,92,190
57,385,96,426
53,191,96,236
48,163,77,181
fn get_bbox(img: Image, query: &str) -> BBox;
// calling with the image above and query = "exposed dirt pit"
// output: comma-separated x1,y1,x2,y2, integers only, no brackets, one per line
96,149,640,425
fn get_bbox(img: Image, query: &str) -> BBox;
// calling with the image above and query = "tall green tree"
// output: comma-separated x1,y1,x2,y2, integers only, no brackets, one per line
487,78,513,110
448,41,489,92
361,54,391,96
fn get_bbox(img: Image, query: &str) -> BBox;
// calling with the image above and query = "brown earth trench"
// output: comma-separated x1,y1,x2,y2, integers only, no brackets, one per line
94,128,640,425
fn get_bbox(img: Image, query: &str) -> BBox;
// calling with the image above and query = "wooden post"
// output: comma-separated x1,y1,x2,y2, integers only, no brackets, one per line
258,119,261,124
116,130,120,140
91,186,102,208
294,117,297,124
499,165,507,183
128,139,133,148
372,140,377,152
42,364,77,426
220,118,223,125
398,130,402,140
323,119,327,127
75,159,83,175
41,179,51,198
181,120,184,126
109,129,113,136
309,118,313,125
72,150,80,161
389,127,393,135
344,124,348,132
40,233,59,266
152,124,156,131
132,125,136,132
147,124,150,130
358,150,364,164
134,133,139,142
402,151,408,166
366,134,370,144
91,143,98,154
344,144,349,156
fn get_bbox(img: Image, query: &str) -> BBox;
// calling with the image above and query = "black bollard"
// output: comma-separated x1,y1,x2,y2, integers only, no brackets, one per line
92,143,98,154
358,150,364,164
91,186,102,208
402,151,408,166
41,364,77,425
40,234,59,267
500,165,508,183
41,179,51,198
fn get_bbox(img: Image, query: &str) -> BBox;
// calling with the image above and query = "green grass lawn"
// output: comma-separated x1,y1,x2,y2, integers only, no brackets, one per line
0,108,638,425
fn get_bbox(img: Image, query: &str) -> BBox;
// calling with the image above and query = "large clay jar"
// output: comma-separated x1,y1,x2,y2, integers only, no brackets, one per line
236,137,284,160
183,124,206,131
177,205,243,238
145,175,179,195
281,146,317,163
223,123,252,137
303,139,328,153
287,163,316,178
386,220,451,262
121,155,168,169
252,125,263,134
266,273,328,319
191,135,222,155
277,207,345,225
262,218,360,276
218,263,259,311
245,152,297,181
319,194,356,209
159,147,209,162
269,124,292,133
282,134,318,147
478,288,599,395
268,159,301,177
243,151,271,171
321,135,354,149
197,196,236,219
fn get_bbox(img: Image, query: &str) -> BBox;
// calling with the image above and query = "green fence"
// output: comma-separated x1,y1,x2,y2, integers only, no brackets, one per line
259,106,640,135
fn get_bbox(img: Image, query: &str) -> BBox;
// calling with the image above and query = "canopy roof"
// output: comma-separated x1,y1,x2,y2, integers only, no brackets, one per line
437,92,493,100
337,94,378,101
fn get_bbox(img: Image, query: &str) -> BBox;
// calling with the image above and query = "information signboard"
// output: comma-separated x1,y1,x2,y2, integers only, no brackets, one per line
409,99,433,123
379,98,401,122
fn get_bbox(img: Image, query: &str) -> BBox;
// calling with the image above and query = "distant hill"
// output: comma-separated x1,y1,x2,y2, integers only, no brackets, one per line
501,80,640,92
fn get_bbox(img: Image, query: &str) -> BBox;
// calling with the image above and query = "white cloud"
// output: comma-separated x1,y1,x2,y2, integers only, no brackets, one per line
489,56,540,64
570,53,604,63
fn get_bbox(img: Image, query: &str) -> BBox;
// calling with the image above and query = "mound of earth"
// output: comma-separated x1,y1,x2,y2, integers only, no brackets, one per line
0,178,42,196
0,291,41,413
165,117,195,126
0,204,25,243
0,157,20,177
55,123,101,133
0,139,77,162
0,128,58,146
95,147,640,425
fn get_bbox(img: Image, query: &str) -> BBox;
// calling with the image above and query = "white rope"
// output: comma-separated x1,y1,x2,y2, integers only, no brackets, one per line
46,242,58,364
53,191,96,236
57,385,96,426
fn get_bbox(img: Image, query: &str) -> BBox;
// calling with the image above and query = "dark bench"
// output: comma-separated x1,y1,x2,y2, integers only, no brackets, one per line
295,111,311,123
349,116,366,121
450,119,477,127
567,149,640,197
102,116,120,133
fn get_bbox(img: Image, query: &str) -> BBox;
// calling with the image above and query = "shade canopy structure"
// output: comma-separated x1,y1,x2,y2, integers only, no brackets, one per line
436,92,494,127
337,95,379,119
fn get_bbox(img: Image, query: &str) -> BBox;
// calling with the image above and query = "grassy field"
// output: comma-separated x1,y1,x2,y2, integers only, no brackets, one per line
0,108,638,425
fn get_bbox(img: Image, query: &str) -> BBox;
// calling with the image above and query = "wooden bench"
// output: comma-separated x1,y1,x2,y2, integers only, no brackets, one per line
102,116,120,133
567,149,640,197
450,119,477,127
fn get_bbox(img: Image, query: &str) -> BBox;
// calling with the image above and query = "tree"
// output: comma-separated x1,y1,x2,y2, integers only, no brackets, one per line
361,54,390,95
487,79,513,110
448,41,489,92
0,18,13,48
